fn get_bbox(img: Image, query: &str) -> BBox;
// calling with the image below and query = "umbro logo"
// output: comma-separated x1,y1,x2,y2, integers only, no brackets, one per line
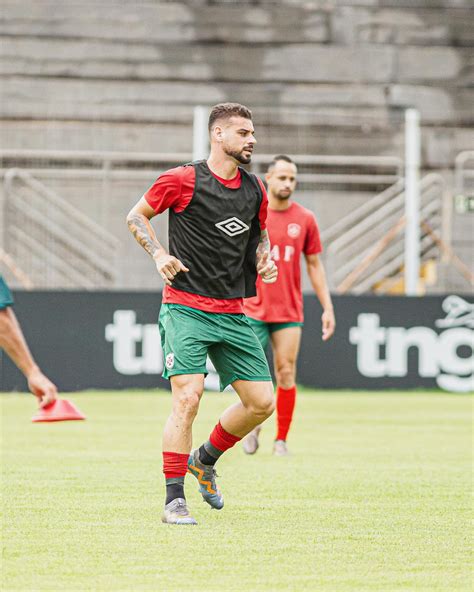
215,217,250,237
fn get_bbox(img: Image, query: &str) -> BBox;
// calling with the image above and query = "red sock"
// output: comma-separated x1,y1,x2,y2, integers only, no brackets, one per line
276,386,297,441
209,421,241,454
162,451,189,479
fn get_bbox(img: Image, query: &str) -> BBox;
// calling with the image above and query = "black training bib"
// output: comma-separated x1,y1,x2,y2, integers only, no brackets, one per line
168,160,263,299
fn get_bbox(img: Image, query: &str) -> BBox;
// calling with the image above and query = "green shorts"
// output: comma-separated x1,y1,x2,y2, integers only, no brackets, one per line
158,304,272,391
246,317,304,351
0,275,14,310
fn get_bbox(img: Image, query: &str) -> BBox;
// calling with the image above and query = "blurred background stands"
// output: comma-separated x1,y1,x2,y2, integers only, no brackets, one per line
0,0,472,294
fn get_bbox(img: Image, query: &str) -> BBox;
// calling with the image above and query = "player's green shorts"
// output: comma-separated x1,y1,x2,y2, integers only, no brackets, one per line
246,317,304,351
158,303,272,391
0,275,14,310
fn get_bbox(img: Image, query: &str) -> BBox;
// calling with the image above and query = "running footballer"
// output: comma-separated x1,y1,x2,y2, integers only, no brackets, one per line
127,103,277,525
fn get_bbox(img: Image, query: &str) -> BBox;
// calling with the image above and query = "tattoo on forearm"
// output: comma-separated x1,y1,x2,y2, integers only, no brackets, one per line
127,214,164,259
256,229,271,259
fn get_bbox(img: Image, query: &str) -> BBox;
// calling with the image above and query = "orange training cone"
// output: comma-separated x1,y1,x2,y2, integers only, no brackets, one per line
31,399,86,423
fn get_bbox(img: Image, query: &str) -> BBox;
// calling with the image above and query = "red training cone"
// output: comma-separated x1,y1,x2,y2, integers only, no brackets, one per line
31,399,86,423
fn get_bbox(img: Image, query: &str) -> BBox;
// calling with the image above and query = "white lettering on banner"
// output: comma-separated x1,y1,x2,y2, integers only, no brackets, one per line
385,327,438,377
105,310,223,390
349,296,474,393
435,295,474,329
105,311,162,375
349,314,387,377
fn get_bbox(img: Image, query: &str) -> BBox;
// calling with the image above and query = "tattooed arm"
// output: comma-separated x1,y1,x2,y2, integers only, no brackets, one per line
126,197,188,286
256,229,277,284
256,228,271,263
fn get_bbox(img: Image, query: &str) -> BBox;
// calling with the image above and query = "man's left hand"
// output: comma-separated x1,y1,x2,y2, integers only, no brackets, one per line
257,252,278,284
322,308,335,341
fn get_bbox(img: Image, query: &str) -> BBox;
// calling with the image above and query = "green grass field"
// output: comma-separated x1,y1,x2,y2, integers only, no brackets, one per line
1,390,472,592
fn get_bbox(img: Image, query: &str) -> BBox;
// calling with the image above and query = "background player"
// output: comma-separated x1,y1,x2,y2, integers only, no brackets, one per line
243,155,335,456
127,103,277,525
0,274,57,408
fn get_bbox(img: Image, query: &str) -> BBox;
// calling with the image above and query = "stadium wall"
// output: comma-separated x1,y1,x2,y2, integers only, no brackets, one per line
1,1,473,294
1,0,473,164
1,291,472,393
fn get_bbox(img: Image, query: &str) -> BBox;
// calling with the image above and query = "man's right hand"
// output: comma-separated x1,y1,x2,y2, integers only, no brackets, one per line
154,252,189,286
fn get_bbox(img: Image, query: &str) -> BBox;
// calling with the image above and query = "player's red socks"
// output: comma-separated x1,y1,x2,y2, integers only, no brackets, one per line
163,451,189,479
210,421,241,452
199,421,242,465
163,451,189,504
276,385,297,441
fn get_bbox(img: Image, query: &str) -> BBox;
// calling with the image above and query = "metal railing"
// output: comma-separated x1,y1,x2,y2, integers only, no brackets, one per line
3,169,120,289
323,174,447,294
0,149,405,291
0,149,403,188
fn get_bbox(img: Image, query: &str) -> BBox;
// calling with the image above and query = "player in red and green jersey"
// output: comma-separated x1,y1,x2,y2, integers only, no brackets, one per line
243,155,335,456
126,103,278,525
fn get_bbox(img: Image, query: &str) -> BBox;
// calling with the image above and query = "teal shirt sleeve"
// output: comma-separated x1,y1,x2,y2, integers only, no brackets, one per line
0,275,14,309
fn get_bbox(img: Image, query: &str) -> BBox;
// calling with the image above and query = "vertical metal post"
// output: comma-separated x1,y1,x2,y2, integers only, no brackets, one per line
404,108,421,296
102,159,111,227
193,105,209,161
441,181,452,262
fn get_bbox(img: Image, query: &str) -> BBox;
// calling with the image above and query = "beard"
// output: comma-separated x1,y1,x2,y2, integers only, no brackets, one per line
225,147,252,164
276,190,291,200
